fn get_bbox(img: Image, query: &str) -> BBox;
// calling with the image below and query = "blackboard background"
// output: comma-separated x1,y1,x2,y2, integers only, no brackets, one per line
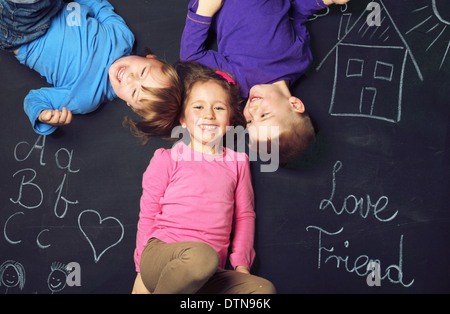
0,0,449,294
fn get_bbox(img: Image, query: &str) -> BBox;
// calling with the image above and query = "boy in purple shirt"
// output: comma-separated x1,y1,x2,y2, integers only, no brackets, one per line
180,0,350,165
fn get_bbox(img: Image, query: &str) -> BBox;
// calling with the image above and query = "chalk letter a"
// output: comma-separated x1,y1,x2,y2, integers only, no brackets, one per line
366,2,381,27
66,262,81,287
66,2,81,27
366,261,381,286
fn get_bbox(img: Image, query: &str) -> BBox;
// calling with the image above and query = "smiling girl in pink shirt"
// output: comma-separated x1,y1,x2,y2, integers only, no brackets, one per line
131,62,275,294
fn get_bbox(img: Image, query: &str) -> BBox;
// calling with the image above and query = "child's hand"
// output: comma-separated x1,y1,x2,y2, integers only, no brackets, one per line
322,0,350,5
196,0,223,17
235,266,250,274
132,273,151,294
38,107,73,126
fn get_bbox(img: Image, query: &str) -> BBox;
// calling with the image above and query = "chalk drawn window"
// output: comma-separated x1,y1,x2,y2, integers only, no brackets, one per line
346,58,364,77
374,61,394,81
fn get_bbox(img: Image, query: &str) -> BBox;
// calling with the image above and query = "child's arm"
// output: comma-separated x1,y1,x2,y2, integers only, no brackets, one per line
134,149,172,273
24,87,72,135
196,0,223,17
292,0,350,24
75,0,130,28
229,154,256,271
290,0,350,53
180,0,232,73
291,0,351,22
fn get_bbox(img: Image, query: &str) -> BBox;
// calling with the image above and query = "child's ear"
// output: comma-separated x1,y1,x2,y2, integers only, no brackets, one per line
146,54,157,59
289,97,305,113
179,115,186,128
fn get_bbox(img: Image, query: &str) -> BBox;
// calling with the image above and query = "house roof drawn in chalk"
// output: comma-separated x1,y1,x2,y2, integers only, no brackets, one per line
317,0,423,123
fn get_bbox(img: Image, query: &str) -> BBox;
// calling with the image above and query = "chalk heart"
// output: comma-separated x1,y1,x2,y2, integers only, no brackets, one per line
78,210,124,263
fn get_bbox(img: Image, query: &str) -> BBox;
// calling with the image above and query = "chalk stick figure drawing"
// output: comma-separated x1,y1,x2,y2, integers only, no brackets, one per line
0,260,25,294
47,262,70,294
316,0,424,123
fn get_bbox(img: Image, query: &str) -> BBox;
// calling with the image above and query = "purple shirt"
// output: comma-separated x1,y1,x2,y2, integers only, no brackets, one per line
180,0,328,97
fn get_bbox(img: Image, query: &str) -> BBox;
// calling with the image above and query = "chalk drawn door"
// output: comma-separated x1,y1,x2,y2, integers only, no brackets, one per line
360,87,377,116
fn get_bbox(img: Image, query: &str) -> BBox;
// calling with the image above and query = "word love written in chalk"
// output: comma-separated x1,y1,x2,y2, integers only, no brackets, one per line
307,160,414,287
319,160,398,222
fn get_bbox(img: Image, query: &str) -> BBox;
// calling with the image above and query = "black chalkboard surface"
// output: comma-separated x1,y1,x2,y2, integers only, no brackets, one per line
0,0,449,294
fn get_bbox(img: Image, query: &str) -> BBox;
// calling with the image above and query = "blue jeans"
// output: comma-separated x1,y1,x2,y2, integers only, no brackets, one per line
0,0,64,51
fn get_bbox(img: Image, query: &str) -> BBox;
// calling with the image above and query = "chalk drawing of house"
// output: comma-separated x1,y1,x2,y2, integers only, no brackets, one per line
317,0,423,123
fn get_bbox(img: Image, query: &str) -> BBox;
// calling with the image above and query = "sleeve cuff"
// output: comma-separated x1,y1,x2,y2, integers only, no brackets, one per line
27,107,57,135
187,7,213,25
229,248,255,270
292,0,329,19
315,0,327,9
33,121,57,135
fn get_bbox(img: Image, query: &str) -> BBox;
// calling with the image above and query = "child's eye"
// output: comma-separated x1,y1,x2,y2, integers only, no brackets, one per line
141,67,146,77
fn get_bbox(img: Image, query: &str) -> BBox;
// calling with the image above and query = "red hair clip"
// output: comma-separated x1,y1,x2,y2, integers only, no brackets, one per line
216,71,236,85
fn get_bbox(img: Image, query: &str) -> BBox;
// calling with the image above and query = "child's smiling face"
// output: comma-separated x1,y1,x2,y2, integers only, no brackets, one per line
180,80,231,153
243,83,305,145
109,55,169,110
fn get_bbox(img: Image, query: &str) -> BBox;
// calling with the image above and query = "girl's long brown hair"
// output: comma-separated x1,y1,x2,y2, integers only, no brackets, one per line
123,60,183,144
124,60,245,144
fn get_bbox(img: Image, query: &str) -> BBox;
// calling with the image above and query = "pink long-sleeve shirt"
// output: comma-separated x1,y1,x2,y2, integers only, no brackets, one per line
134,142,255,272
